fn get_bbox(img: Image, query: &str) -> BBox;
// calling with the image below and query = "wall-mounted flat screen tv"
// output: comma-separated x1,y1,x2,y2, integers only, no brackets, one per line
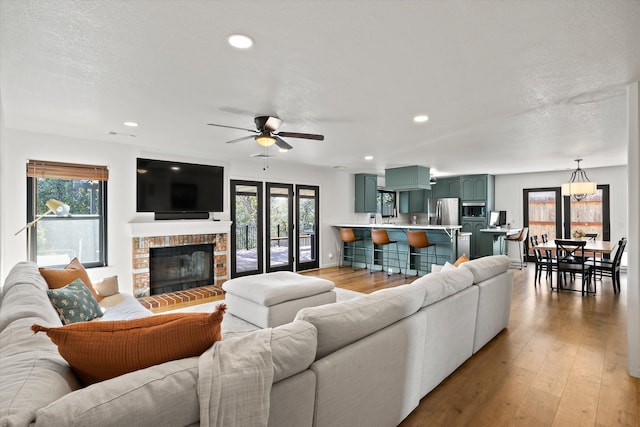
136,158,224,214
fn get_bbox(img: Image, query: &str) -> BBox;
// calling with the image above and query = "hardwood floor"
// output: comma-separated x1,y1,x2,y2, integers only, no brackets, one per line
301,263,639,427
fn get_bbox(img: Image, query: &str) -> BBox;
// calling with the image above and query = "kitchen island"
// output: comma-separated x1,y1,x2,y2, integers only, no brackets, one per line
333,224,463,275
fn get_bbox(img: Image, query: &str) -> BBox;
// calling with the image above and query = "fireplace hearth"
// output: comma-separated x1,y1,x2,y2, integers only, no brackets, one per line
149,243,214,295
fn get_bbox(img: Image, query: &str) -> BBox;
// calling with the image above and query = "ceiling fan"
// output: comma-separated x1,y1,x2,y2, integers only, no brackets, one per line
207,116,324,151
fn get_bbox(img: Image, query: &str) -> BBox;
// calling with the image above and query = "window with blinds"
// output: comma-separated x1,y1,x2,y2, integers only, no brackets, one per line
26,160,108,267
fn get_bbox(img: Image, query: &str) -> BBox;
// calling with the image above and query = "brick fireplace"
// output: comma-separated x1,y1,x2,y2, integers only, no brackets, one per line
129,220,232,310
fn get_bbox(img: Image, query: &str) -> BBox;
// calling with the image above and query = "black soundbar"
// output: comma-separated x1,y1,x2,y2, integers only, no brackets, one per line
154,212,210,220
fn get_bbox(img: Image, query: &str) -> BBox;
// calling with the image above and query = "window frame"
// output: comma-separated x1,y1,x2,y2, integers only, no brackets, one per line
26,162,108,268
377,190,397,218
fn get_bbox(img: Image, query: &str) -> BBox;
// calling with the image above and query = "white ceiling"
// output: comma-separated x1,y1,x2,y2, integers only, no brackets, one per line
1,0,639,177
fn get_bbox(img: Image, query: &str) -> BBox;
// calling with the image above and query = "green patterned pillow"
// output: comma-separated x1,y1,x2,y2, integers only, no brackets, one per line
47,278,104,324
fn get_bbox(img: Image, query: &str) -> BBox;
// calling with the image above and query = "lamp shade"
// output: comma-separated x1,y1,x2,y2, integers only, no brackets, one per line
255,134,276,147
45,199,70,216
561,181,597,196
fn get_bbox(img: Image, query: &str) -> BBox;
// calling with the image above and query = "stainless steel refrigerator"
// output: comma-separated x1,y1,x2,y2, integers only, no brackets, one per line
427,198,460,225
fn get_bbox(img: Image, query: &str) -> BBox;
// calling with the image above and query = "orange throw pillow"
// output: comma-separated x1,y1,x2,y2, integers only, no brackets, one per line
32,304,226,385
39,257,101,302
453,253,469,267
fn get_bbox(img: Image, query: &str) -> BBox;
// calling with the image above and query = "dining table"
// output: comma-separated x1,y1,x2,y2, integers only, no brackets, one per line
532,239,616,294
533,239,614,255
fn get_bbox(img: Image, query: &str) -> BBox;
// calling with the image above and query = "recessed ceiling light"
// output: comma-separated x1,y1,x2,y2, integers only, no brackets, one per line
413,115,429,123
123,121,139,127
228,34,254,49
364,155,374,160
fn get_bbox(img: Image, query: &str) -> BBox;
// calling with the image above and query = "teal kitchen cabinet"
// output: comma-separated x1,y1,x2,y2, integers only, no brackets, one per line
461,175,486,200
461,217,487,258
354,173,378,213
433,178,460,199
399,189,430,213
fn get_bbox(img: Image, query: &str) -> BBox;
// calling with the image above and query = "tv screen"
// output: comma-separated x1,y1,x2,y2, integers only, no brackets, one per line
136,158,224,213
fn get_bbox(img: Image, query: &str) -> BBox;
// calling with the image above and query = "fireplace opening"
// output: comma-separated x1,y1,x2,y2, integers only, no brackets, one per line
149,243,215,295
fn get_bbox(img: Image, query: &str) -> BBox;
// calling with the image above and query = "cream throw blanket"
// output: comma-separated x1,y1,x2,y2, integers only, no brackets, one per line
198,329,274,426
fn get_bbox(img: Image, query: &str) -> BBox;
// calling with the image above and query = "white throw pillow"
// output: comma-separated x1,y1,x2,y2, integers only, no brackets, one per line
441,262,457,272
94,276,119,297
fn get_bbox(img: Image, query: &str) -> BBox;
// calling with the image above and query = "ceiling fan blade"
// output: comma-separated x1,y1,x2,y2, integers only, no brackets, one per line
275,131,324,141
275,137,293,151
225,135,256,144
207,123,258,133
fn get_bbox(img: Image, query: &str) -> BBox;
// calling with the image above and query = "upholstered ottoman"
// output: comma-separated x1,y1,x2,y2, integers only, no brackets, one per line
222,272,336,328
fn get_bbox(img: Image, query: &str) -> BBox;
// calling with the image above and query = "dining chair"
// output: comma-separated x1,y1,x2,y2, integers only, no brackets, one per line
589,237,627,294
554,239,594,295
530,235,555,286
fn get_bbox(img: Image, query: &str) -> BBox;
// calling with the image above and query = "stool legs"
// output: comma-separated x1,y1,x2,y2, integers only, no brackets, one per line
405,245,437,278
371,242,401,275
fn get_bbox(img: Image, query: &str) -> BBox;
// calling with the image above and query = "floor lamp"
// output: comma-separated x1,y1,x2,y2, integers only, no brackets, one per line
15,199,70,262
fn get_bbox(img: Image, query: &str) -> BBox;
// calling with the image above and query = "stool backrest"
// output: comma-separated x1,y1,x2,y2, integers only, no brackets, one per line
371,229,391,245
407,230,430,248
340,228,358,243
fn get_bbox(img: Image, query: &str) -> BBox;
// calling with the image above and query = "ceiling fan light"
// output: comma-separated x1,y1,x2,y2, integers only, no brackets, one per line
255,134,276,147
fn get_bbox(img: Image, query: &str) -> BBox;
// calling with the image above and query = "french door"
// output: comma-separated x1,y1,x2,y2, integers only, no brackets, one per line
266,183,294,272
296,185,320,271
563,185,610,241
523,185,611,261
230,180,263,278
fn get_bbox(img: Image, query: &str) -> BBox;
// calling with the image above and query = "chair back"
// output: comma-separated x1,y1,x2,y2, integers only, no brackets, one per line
530,236,543,261
555,239,587,265
407,230,430,248
518,227,529,242
371,229,391,245
612,238,627,267
340,228,358,243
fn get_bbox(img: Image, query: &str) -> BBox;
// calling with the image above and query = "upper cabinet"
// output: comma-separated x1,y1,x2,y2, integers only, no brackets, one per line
461,175,492,201
398,189,430,213
354,173,378,213
433,178,460,199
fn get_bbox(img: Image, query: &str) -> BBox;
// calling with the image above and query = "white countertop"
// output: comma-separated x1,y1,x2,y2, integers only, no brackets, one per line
334,223,462,230
479,228,520,234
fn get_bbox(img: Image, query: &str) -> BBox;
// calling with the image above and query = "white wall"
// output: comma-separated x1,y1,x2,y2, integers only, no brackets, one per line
495,166,628,242
0,128,356,293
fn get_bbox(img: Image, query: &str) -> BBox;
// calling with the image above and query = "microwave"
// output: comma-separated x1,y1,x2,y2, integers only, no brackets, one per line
461,202,486,218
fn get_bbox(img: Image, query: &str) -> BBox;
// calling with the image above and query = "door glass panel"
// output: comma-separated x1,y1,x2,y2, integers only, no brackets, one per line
231,181,262,277
267,183,293,271
297,186,319,270
568,189,603,239
526,190,560,240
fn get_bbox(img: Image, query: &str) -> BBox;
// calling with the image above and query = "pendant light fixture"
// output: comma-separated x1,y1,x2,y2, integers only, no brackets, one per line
561,159,597,201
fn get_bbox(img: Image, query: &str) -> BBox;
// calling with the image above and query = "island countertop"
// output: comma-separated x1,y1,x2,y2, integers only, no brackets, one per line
333,223,462,230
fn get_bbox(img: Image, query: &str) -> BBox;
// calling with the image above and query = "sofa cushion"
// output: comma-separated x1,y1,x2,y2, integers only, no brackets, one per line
270,320,317,383
39,258,101,302
33,358,200,427
295,284,425,359
97,292,152,320
459,255,511,284
47,278,104,324
93,275,119,298
412,267,475,307
0,262,81,427
32,304,226,385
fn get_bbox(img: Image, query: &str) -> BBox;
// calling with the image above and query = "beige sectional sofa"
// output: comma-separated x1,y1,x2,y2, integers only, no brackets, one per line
0,255,513,427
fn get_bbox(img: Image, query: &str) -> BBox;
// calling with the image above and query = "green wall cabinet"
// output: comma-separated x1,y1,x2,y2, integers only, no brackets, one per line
461,175,490,201
399,189,432,213
354,173,378,213
433,178,460,199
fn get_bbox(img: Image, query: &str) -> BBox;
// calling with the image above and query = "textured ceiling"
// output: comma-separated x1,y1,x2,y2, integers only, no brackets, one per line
1,0,639,177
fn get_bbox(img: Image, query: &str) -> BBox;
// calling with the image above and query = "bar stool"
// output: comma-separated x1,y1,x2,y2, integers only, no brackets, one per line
505,227,529,269
370,229,401,275
339,228,368,269
405,230,437,278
